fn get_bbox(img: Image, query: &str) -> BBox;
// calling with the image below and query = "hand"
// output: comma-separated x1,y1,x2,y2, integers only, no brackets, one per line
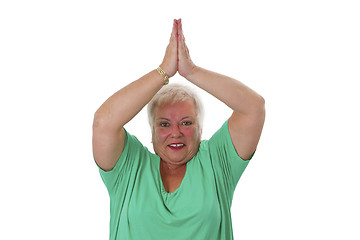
177,19,196,79
160,19,178,78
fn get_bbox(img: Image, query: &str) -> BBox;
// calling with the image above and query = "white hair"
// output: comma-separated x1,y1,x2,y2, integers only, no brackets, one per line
147,83,204,133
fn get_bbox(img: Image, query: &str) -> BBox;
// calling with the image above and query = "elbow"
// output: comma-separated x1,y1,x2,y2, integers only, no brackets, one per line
254,93,265,113
259,95,266,115
92,111,102,130
93,109,124,133
93,110,108,130
233,93,265,117
252,94,266,120
259,95,265,111
257,94,265,107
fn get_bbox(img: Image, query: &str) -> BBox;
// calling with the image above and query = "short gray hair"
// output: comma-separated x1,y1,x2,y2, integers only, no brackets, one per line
147,83,204,132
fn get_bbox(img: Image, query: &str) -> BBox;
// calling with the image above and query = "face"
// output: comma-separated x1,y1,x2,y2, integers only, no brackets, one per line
152,100,201,168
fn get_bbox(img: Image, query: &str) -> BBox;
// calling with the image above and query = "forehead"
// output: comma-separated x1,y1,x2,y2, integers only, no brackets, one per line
155,100,196,118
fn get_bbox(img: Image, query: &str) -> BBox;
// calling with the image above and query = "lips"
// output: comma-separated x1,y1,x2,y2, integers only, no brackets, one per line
168,143,185,150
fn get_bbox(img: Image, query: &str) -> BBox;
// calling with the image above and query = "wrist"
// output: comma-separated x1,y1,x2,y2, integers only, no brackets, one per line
156,66,170,85
184,65,199,81
160,63,176,78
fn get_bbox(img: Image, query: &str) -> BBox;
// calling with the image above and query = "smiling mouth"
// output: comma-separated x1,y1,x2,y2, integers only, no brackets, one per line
169,143,184,147
168,143,185,150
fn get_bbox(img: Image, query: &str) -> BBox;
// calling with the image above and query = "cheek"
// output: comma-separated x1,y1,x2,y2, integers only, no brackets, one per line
154,128,170,142
183,127,199,141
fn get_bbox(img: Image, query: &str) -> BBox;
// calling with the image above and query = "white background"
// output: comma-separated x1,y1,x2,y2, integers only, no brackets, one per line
1,0,359,239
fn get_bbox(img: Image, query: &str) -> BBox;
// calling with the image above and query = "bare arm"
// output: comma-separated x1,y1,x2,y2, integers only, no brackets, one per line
185,67,265,160
92,20,179,171
177,20,265,160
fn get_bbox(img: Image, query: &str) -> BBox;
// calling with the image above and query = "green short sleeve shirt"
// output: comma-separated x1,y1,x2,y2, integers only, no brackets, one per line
98,120,251,240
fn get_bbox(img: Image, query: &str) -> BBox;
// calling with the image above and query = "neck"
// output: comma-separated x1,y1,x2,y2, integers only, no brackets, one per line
160,160,186,174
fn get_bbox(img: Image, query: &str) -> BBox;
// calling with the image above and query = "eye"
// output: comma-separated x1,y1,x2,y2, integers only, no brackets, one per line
160,122,170,127
182,121,192,126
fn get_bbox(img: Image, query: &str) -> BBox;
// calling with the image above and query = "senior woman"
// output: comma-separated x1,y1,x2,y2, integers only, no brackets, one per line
93,19,265,240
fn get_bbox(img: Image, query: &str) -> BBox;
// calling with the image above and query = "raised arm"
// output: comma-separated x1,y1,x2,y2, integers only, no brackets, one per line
177,19,265,160
92,20,179,171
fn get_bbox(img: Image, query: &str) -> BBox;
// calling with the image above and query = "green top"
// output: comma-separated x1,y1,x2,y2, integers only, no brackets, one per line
99,120,251,240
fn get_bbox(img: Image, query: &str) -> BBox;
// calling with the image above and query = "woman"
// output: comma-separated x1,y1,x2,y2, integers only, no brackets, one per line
93,19,265,240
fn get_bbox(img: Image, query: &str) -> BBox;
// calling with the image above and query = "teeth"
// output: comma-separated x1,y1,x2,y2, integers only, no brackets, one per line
169,144,184,147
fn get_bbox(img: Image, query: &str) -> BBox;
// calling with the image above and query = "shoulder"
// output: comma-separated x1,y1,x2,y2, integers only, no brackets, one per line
99,129,152,173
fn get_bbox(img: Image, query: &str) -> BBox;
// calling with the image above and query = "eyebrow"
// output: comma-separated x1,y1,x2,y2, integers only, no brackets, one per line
156,116,194,121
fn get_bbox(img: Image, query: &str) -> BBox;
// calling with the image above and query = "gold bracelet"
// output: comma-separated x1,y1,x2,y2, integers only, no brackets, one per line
156,67,169,85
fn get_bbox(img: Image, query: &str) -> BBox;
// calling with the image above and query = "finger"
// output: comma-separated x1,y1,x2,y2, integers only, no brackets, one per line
178,31,186,55
177,19,186,48
180,38,189,59
170,19,178,41
177,18,184,40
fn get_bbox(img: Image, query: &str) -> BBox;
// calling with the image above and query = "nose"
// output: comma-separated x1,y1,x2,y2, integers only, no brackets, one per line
170,124,182,137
